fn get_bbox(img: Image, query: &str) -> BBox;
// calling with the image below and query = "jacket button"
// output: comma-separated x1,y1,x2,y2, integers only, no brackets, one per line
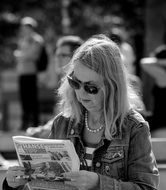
70,129,74,135
96,162,101,167
105,165,110,174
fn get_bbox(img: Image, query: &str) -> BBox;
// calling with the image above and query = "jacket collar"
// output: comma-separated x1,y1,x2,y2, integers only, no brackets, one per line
66,113,125,140
67,116,84,138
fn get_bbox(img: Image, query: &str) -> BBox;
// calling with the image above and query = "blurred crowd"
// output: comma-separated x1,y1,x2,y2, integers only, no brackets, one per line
0,15,166,138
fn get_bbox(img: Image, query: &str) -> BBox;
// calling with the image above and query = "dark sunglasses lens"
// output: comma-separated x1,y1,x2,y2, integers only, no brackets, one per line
84,85,99,94
68,77,80,89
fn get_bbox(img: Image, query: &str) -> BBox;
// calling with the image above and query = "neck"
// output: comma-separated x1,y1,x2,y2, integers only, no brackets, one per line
88,111,104,125
85,111,104,133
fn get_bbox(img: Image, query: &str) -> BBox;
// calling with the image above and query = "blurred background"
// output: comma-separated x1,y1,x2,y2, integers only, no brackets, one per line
0,0,166,188
0,0,148,132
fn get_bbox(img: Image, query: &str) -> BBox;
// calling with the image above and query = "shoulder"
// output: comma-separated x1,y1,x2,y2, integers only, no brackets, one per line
32,33,44,45
124,109,149,131
52,112,70,125
50,113,71,139
121,42,134,54
123,109,151,146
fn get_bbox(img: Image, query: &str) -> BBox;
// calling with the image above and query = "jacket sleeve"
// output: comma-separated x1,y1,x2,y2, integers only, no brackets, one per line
97,122,159,190
49,114,69,139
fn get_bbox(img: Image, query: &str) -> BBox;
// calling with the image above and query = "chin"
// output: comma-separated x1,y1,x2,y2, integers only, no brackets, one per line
84,105,100,113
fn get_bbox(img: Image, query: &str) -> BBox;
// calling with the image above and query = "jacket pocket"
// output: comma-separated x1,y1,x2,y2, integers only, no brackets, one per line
101,146,125,179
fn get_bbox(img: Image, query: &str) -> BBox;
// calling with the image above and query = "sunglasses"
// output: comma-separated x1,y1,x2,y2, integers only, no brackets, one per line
67,75,100,94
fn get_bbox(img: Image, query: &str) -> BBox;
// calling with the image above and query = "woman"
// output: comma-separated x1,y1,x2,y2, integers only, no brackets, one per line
5,34,159,190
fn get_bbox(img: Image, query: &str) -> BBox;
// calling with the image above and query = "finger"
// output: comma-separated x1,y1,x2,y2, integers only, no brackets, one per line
7,177,28,188
8,166,25,171
6,171,26,184
7,169,25,175
15,177,28,185
64,180,77,187
7,170,25,179
65,180,84,190
63,172,78,178
7,167,25,177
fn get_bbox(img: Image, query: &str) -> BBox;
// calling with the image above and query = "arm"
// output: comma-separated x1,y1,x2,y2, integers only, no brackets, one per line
2,117,56,190
52,115,159,190
26,118,54,138
127,122,159,189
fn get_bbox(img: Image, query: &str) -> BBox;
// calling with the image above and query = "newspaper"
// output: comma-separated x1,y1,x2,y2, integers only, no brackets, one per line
12,136,80,190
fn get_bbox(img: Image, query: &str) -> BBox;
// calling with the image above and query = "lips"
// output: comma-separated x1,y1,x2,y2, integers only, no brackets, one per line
80,99,92,106
81,99,90,103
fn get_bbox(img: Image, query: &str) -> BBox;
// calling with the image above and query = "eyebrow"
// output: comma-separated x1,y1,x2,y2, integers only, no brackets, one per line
73,75,99,85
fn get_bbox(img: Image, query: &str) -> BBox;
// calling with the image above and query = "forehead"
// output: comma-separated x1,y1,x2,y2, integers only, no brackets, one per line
73,61,102,82
56,45,71,54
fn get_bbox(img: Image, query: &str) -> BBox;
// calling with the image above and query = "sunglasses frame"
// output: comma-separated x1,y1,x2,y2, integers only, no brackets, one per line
67,75,100,95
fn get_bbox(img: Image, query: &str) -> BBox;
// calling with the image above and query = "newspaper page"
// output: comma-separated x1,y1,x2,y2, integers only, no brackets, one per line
12,136,80,190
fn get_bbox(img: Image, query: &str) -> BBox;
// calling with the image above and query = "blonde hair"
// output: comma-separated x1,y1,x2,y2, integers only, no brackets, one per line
58,34,143,140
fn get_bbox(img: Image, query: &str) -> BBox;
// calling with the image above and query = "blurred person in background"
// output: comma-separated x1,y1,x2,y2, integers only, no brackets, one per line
141,45,166,133
26,35,83,137
45,35,84,90
14,16,48,131
5,34,159,190
109,27,136,75
43,35,83,112
109,28,145,114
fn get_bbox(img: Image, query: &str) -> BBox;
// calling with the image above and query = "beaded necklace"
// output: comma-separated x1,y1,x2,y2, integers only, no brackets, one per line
85,111,104,133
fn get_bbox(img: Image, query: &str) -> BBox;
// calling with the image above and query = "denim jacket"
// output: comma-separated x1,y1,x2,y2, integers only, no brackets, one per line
49,109,159,190
3,110,159,190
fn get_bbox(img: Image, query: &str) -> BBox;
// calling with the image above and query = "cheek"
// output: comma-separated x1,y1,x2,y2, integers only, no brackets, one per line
75,90,82,102
75,91,79,99
91,90,104,105
75,89,104,106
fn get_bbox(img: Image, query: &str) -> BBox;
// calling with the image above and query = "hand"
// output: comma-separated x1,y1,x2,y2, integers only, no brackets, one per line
63,170,99,190
6,166,28,188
